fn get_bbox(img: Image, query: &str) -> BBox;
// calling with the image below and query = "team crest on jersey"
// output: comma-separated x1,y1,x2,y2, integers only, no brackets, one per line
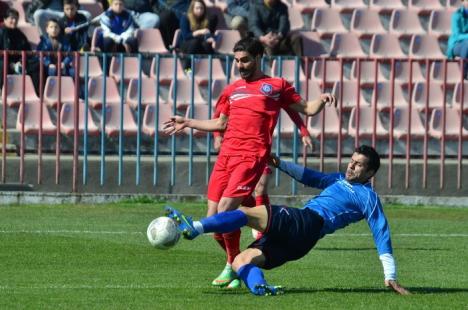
260,83,273,95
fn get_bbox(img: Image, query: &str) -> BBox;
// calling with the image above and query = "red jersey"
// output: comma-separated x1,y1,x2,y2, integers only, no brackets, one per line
217,76,301,158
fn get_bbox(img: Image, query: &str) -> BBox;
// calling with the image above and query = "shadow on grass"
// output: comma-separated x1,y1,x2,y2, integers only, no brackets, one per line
286,287,468,294
316,247,445,252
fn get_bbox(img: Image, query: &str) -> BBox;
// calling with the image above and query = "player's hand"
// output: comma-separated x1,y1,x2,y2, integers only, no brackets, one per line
268,155,280,168
301,135,313,150
385,280,411,295
162,116,186,135
213,136,223,151
320,93,337,108
64,27,73,34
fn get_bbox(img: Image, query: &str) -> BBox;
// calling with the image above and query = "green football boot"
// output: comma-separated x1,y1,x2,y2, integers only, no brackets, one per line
211,264,237,287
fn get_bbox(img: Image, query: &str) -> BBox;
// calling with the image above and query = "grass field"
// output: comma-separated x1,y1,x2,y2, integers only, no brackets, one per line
0,201,467,309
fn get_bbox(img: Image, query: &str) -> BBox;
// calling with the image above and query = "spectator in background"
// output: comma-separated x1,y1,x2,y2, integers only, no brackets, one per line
100,0,138,53
248,0,302,57
123,0,160,29
0,8,40,92
27,0,92,35
226,0,249,38
37,18,74,77
154,0,190,49
59,0,90,51
179,0,217,70
447,0,468,79
0,1,10,27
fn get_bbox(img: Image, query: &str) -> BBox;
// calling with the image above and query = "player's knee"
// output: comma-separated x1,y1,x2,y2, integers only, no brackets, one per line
232,248,263,272
232,251,253,272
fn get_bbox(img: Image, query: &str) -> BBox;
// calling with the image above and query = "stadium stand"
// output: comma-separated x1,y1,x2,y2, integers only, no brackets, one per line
299,31,327,57
150,56,185,85
369,0,405,11
348,105,388,139
167,78,206,110
392,60,426,84
429,107,468,139
184,105,214,136
271,58,306,83
371,82,409,111
311,8,347,38
428,9,456,38
126,77,164,109
190,58,226,85
349,8,387,38
392,106,427,139
452,82,468,112
2,75,40,107
16,102,56,135
412,82,446,111
307,106,346,138
109,56,148,83
430,61,463,85
332,81,370,111
293,0,328,14
369,34,406,59
136,28,170,54
102,103,138,136
408,34,446,59
60,101,100,136
350,60,387,85
17,25,41,49
331,0,366,11
44,76,77,108
389,9,426,36
329,33,367,58
142,103,175,137
87,77,122,108
310,60,346,85
408,0,444,14
213,29,241,55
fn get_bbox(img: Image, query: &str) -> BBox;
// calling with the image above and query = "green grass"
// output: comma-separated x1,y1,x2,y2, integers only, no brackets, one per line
0,203,467,309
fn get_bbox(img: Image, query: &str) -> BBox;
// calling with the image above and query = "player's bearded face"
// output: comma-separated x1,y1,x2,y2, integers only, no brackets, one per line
345,153,374,183
235,52,258,80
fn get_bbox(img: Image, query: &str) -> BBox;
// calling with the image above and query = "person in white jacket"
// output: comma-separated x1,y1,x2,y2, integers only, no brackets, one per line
99,0,138,53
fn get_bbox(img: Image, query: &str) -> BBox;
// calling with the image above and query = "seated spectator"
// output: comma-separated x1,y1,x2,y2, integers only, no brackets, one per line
123,0,160,29
0,9,40,92
27,0,92,36
248,0,302,57
100,0,138,53
179,0,217,70
226,0,249,38
0,1,10,27
154,0,190,49
447,0,468,79
59,0,90,51
37,18,74,77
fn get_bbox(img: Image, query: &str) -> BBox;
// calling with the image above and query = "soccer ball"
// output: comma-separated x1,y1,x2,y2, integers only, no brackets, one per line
146,216,181,250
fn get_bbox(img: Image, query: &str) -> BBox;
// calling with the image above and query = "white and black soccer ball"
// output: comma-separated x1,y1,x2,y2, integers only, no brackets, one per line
146,216,181,250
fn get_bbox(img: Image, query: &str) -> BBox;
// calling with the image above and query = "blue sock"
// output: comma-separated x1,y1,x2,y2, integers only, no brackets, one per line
237,264,267,295
199,210,248,233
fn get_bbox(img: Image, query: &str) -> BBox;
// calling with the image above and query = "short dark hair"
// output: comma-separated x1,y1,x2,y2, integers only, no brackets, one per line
233,37,264,58
63,0,78,6
355,145,380,173
47,18,60,26
5,8,19,20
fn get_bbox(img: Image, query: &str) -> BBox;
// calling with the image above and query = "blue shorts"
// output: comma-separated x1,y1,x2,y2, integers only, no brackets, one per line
248,204,324,270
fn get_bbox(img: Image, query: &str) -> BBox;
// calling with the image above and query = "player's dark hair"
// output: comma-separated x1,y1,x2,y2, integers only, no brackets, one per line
5,8,19,19
63,0,78,7
355,145,380,173
233,37,264,58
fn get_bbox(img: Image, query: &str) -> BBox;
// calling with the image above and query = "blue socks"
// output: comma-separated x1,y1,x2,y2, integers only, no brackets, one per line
237,264,268,295
199,209,248,233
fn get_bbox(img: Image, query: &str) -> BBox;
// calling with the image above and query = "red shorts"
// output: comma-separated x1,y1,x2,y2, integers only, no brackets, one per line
207,154,267,202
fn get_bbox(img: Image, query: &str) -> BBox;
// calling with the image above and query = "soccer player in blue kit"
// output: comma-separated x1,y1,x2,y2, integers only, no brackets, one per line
166,145,410,296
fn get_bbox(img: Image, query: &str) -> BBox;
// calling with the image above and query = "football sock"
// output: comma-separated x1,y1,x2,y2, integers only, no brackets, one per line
199,210,248,233
237,264,267,295
213,232,227,252
255,194,270,206
223,229,241,264
242,195,256,208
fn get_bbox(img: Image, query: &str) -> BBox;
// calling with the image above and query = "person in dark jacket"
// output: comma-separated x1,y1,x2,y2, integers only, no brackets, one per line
248,0,302,57
37,18,74,77
0,9,40,92
226,0,249,38
59,0,90,51
153,0,189,49
123,0,160,29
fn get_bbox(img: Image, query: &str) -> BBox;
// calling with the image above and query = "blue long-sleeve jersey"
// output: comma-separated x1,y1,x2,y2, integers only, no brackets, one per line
278,160,393,256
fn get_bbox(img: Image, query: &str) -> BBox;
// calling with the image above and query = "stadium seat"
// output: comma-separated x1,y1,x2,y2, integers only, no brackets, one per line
2,75,39,107
349,8,387,38
87,77,122,109
17,25,40,49
79,1,103,18
299,31,327,57
331,0,366,11
429,107,468,139
308,106,346,138
167,78,206,110
311,8,347,38
16,102,56,135
10,1,29,26
126,77,165,109
412,82,446,111
101,103,138,136
288,6,305,31
369,34,406,59
428,9,455,38
136,29,170,54
329,33,367,58
389,9,426,36
293,0,328,14
109,56,148,83
90,27,103,52
271,58,306,83
369,0,405,12
213,29,241,55
348,106,388,138
79,55,103,78
44,76,76,108
299,80,322,101
310,59,346,85
408,0,444,14
332,81,370,111
150,56,185,85
142,103,175,137
230,58,240,80
452,82,468,112
184,105,215,136
60,101,99,136
210,79,228,103
408,35,445,59
430,61,463,85
447,0,462,7
350,60,387,85
371,82,409,112
273,110,301,138
190,57,226,85
392,60,426,84
393,106,426,139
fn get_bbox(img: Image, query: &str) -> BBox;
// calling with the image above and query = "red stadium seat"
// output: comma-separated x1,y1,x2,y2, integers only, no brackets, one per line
190,58,226,86
136,29,170,54
271,58,306,84
17,25,40,49
428,9,456,39
79,55,103,78
350,60,387,85
349,9,387,37
348,106,388,138
16,102,56,135
150,56,185,85
412,82,446,111
109,56,148,83
44,76,76,108
289,6,305,31
311,8,347,38
101,103,138,136
87,77,122,109
142,103,175,137
308,106,346,138
429,107,468,139
408,35,445,59
90,27,102,52
60,101,99,136
2,75,39,107
298,80,322,101
369,34,406,59
293,0,328,14
393,106,426,139
451,82,468,112
184,105,215,136
332,81,370,111
329,33,367,58
389,9,426,36
392,60,426,84
79,1,104,18
126,77,165,109
430,61,463,85
300,31,327,57
369,0,405,12
331,0,366,11
408,0,444,14
213,29,241,55
273,110,302,138
210,79,228,103
310,59,347,85
371,82,409,112
167,78,206,110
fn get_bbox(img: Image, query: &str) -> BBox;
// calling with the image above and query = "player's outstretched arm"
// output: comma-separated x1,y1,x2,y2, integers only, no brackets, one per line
163,114,228,135
290,93,337,116
385,279,411,295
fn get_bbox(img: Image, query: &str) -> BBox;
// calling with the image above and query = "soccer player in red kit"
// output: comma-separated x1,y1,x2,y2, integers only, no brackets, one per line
163,37,336,288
